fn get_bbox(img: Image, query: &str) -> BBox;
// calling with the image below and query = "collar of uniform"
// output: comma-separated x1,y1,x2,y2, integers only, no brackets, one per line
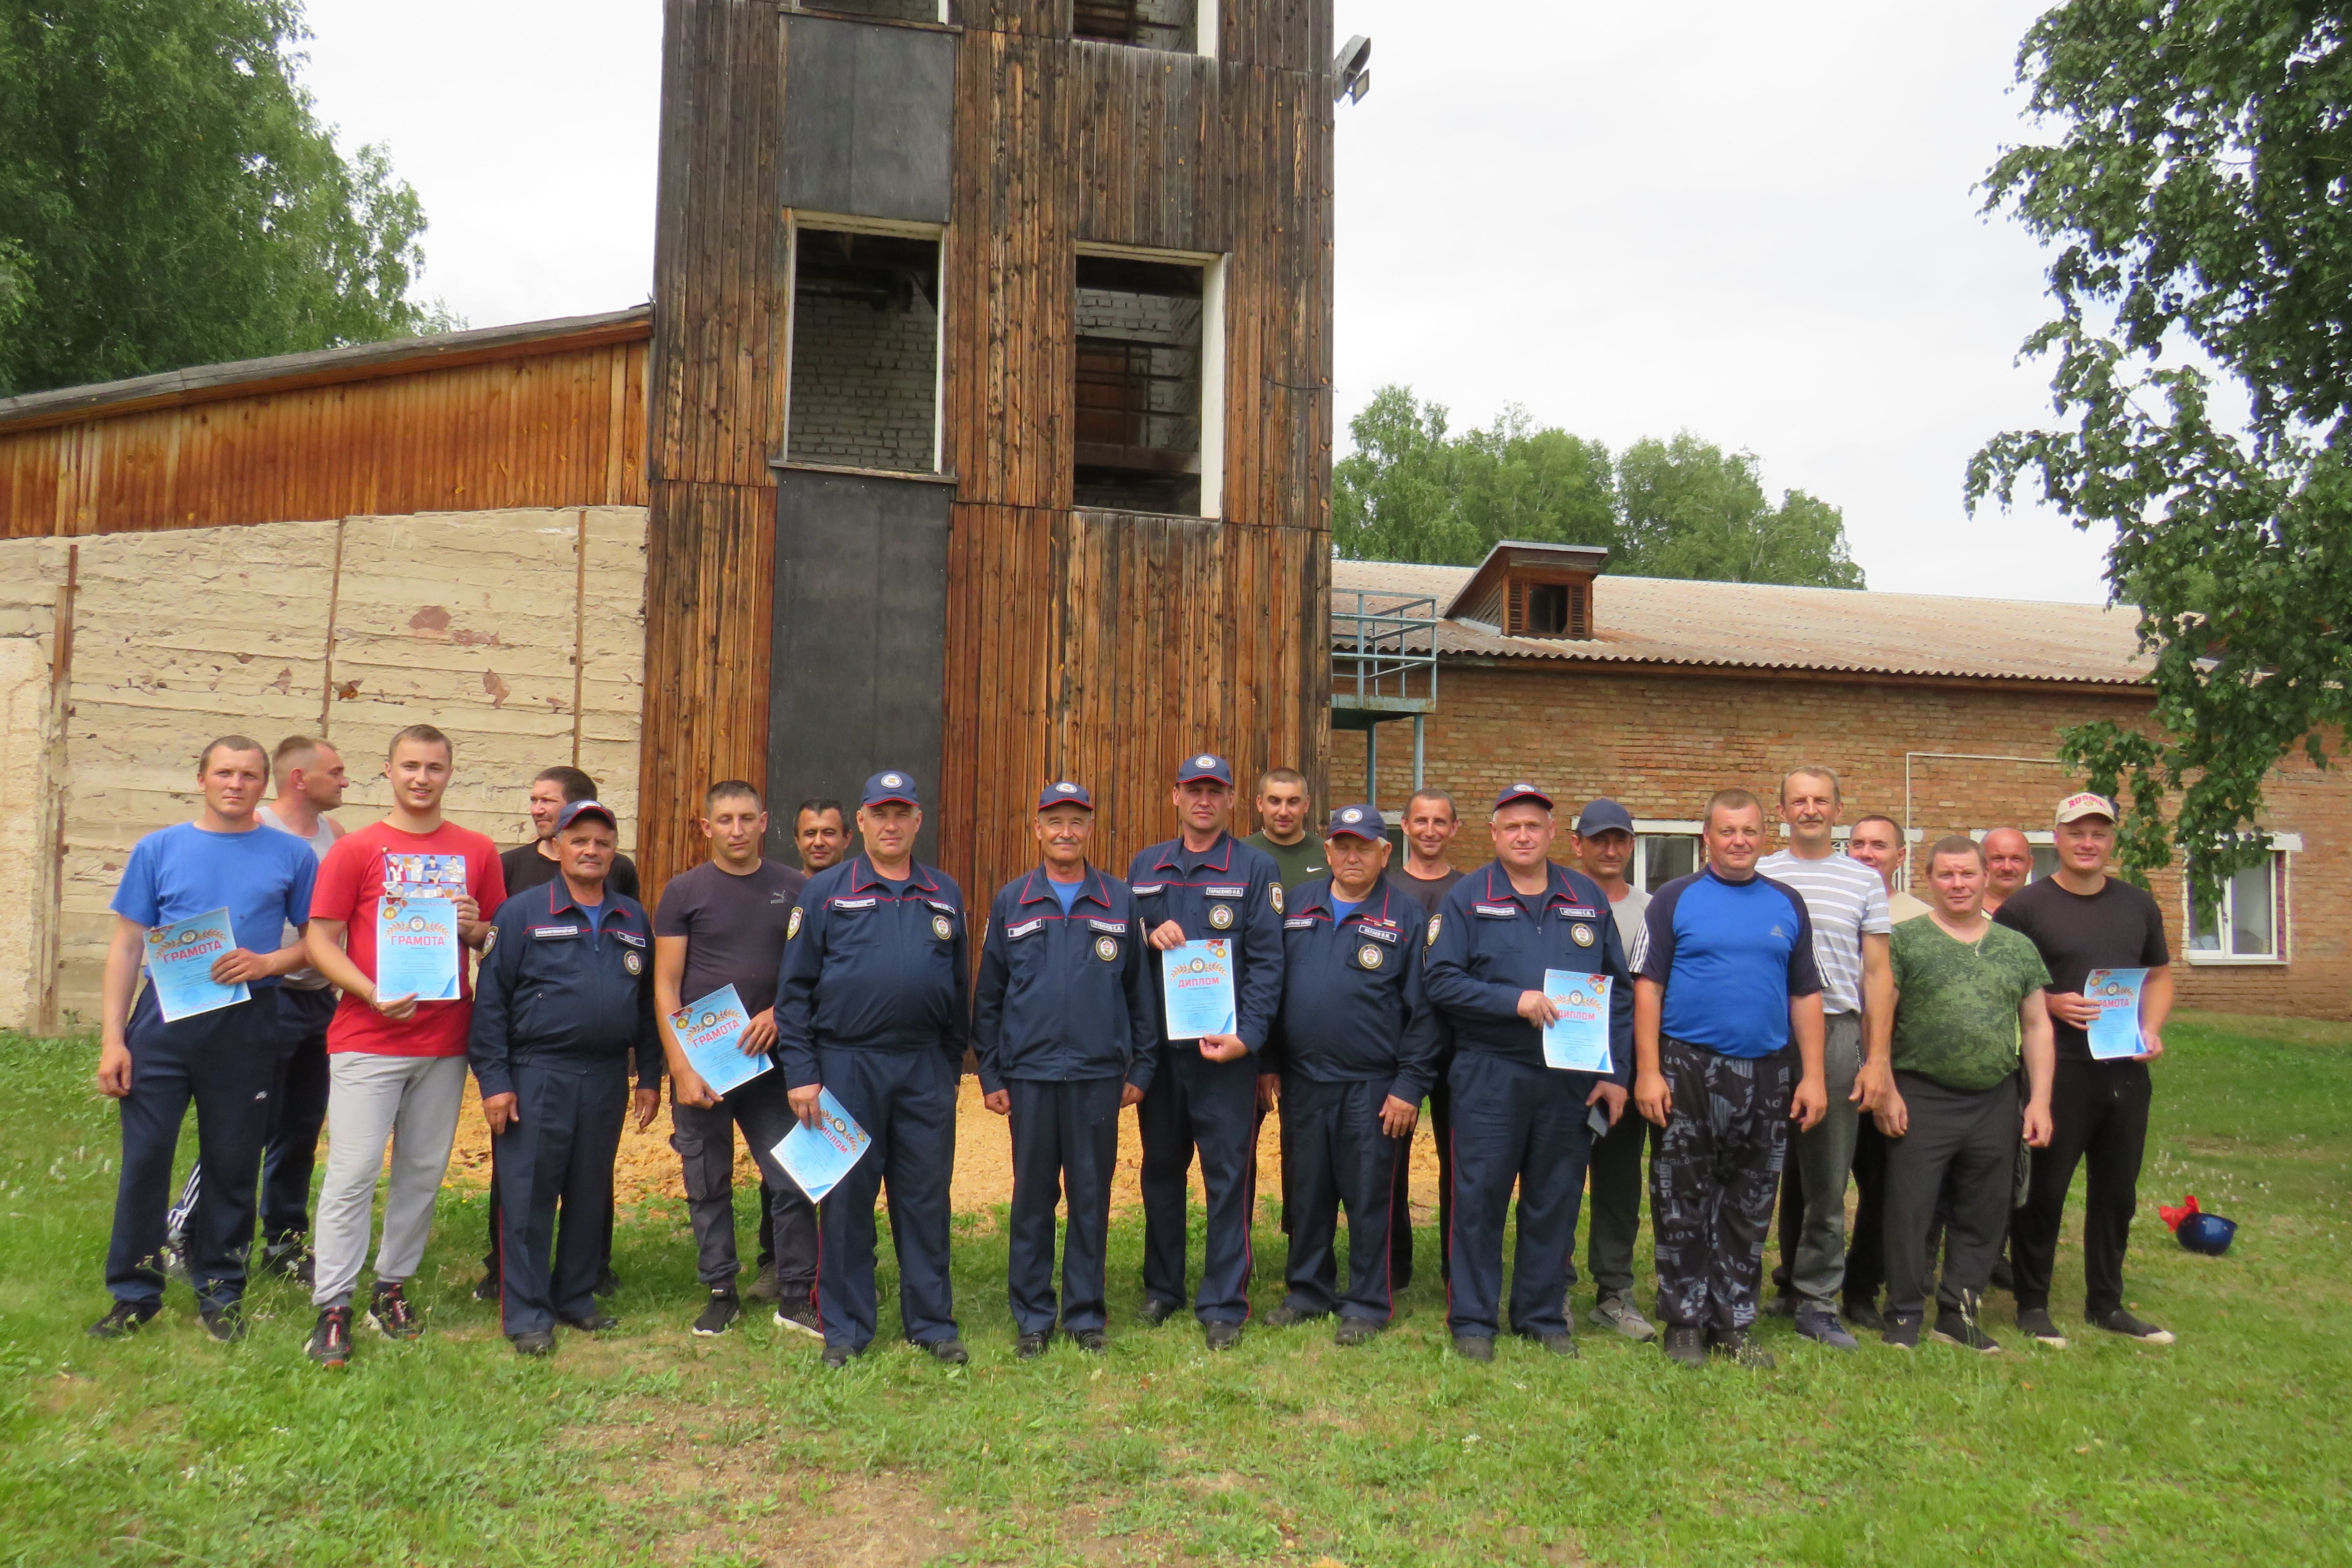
1477,860,1586,909
1296,875,1393,923
1018,864,1111,909
849,853,940,896
1153,831,1234,875
543,878,626,923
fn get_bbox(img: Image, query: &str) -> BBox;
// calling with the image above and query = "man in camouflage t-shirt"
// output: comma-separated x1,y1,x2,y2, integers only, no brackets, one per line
1869,836,2056,1352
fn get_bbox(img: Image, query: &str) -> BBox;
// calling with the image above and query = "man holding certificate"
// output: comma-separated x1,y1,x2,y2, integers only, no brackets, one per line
1424,783,1632,1363
1130,754,1287,1350
1262,806,1439,1343
89,737,320,1343
469,799,663,1355
652,781,812,1339
1994,792,2176,1347
971,782,1157,1358
775,771,971,1368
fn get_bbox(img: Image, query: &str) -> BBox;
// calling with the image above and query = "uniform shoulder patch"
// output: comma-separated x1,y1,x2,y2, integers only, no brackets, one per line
483,926,498,954
1426,912,1442,947
1269,883,1285,914
786,905,804,940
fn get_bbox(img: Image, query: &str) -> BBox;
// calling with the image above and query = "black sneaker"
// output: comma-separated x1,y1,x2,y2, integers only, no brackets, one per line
1204,1321,1243,1351
511,1329,555,1357
692,1289,741,1337
1842,1298,1888,1334
772,1300,823,1339
821,1343,856,1368
87,1300,157,1339
1882,1311,1923,1350
2090,1308,2175,1345
1069,1327,1108,1353
924,1337,970,1366
1934,1312,2002,1354
473,1273,500,1303
594,1266,622,1297
1334,1317,1382,1347
1262,1304,1324,1328
1137,1296,1181,1326
2014,1307,2069,1348
1015,1331,1050,1360
559,1311,619,1333
1453,1334,1495,1362
261,1239,312,1284
368,1282,423,1340
1710,1330,1775,1369
199,1303,246,1343
307,1306,354,1367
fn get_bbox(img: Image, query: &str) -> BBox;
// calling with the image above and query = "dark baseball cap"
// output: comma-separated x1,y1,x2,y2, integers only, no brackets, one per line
1324,804,1387,841
1036,780,1094,811
557,799,617,832
1176,753,1234,787
1575,799,1635,836
1494,781,1554,811
862,770,921,808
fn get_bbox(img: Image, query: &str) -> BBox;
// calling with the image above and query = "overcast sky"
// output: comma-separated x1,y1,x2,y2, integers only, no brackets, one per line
297,0,2111,603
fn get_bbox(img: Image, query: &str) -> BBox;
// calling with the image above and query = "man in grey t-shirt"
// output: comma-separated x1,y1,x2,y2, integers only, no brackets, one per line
1756,766,1891,1350
1568,798,1658,1342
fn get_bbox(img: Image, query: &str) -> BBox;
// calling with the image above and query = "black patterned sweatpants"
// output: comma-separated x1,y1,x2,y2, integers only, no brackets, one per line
1651,1036,1795,1337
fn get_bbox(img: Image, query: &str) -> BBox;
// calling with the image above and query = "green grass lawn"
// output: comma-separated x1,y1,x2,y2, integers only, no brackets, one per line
2,1014,2347,1567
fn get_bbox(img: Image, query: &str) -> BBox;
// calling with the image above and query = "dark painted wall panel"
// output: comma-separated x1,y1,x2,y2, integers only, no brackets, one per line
769,466,953,868
782,15,956,223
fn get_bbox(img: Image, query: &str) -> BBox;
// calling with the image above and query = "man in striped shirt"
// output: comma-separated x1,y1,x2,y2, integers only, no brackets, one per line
1756,766,1892,1351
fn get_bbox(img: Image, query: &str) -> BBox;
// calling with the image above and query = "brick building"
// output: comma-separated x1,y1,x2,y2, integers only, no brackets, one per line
1331,545,2348,1020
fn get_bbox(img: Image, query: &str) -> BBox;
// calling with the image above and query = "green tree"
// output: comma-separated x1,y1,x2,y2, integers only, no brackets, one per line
1617,432,1865,587
1965,0,2352,891
0,0,454,397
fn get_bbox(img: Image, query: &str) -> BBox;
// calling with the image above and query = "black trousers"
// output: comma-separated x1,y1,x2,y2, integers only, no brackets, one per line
260,987,336,1245
1882,1073,2019,1318
492,1063,626,1336
1651,1037,1793,1337
670,1071,815,1296
1280,1075,1406,1322
2013,1056,2151,1318
1446,1052,1595,1340
1581,1100,1656,1301
107,988,283,1311
1389,1059,1452,1289
1006,1076,1123,1335
1138,1044,1259,1325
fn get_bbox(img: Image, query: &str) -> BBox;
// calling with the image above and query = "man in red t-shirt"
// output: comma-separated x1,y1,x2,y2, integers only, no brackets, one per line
298,724,505,1367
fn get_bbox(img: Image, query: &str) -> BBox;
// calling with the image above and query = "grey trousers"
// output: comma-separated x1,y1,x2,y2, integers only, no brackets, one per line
310,1053,469,1309
1882,1072,2020,1319
670,1072,815,1295
1788,1012,1863,1311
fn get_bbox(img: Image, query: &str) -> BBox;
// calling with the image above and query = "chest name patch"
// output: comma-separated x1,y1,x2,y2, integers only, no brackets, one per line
1559,906,1600,920
529,924,581,939
612,930,647,948
925,899,957,916
1131,883,1166,896
1284,916,1318,929
1206,885,1246,898
1357,924,1400,944
1087,919,1128,935
1473,903,1519,919
1006,917,1044,939
832,897,877,911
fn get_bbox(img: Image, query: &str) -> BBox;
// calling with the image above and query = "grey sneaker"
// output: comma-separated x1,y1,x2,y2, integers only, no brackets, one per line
1588,1294,1658,1343
742,1263,782,1303
1794,1306,1858,1351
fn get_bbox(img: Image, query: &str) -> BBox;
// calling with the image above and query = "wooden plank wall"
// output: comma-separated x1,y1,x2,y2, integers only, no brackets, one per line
641,0,789,899
0,338,649,539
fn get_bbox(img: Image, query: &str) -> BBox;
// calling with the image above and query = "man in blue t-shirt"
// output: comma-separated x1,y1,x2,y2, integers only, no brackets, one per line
1632,788,1826,1369
89,736,320,1343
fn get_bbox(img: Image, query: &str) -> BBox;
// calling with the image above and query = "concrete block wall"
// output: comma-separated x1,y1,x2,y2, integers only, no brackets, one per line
1330,662,2352,1019
0,506,648,1029
785,288,939,472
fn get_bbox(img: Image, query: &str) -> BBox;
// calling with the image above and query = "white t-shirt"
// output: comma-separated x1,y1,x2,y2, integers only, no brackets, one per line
1757,848,1891,1015
258,803,343,990
1606,882,1650,956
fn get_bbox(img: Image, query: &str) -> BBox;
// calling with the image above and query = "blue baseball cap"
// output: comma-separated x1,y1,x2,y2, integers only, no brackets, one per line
1494,781,1554,811
1575,799,1635,836
862,770,921,808
1324,804,1387,841
1036,780,1094,811
1176,753,1234,787
556,799,617,832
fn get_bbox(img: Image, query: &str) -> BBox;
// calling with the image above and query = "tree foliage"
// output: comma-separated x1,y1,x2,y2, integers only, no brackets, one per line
0,0,454,397
1333,386,1865,588
1968,0,2352,892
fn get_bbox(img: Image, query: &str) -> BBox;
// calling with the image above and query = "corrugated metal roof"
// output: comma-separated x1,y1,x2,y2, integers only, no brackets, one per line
1332,558,2150,686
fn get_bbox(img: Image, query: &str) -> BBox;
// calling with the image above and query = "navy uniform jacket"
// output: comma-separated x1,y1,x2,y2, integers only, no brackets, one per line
468,879,662,1101
970,865,1158,1095
1267,874,1442,1107
774,853,970,1089
1423,861,1634,1087
1126,831,1286,1053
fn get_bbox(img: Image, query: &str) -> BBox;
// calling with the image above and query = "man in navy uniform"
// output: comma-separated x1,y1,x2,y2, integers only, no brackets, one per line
469,800,662,1356
1424,782,1632,1362
1131,753,1286,1349
972,782,1157,1358
1263,805,1440,1343
776,770,970,1368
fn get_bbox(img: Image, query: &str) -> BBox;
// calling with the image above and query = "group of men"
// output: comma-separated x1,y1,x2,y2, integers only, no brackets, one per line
89,730,2179,1369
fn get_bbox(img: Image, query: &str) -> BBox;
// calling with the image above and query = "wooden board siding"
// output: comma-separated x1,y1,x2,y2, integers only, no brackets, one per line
0,338,648,539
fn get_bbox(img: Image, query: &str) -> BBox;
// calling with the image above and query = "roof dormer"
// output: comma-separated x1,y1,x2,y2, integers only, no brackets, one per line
1445,541,1608,640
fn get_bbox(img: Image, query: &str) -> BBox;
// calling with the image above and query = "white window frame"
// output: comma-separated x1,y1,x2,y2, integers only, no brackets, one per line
2183,833,2298,967
782,211,949,477
1631,819,1702,896
1073,241,1225,520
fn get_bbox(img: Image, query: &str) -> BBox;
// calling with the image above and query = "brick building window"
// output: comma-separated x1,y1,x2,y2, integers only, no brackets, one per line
786,225,942,474
1073,0,1203,53
2187,849,2289,963
1633,825,1701,893
1073,250,1224,517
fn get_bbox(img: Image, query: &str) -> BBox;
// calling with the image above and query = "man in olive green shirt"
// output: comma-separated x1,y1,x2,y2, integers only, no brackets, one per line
1242,767,1324,891
1871,835,2055,1353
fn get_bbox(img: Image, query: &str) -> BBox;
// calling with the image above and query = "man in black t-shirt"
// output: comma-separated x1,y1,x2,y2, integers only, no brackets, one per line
1993,792,2176,1348
653,781,812,1338
502,766,641,902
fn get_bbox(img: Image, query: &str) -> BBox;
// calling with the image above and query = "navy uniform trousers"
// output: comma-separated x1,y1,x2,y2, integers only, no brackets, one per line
1445,1050,1597,1340
1280,1076,1406,1322
1388,1063,1452,1290
492,1062,627,1336
108,987,283,1311
1006,1076,1124,1335
818,1045,960,1353
1138,1044,1260,1324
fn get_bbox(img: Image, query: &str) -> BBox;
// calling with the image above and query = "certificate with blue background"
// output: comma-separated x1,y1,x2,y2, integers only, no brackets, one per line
672,984,769,1096
2083,967,2149,1059
145,908,248,1022
375,895,461,1001
1542,970,1613,1073
774,1088,871,1204
1161,940,1238,1039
